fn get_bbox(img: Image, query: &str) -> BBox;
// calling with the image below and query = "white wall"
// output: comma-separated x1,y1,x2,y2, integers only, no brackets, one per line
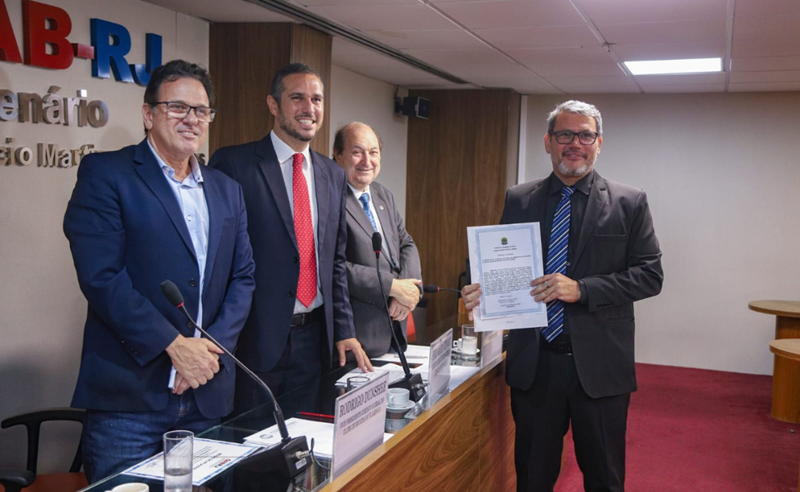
0,0,209,471
329,65,409,217
525,93,800,376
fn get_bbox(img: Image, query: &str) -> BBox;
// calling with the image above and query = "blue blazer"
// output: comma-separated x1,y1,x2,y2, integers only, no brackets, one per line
209,135,356,372
63,139,255,418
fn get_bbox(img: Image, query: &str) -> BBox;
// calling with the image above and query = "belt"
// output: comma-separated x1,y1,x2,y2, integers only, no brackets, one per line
540,339,573,355
291,307,324,327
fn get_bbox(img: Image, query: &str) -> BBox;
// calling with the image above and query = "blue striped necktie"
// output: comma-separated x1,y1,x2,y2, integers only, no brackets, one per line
359,192,397,269
542,186,575,342
359,193,379,232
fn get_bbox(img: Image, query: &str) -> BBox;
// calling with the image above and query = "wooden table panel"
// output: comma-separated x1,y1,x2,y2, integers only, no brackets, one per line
324,358,514,492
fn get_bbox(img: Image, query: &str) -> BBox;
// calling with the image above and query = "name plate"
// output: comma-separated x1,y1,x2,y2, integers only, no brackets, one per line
331,371,389,478
428,328,453,403
481,330,503,368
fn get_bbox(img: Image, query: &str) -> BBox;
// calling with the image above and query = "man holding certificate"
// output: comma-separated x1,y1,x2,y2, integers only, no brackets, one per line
462,100,663,492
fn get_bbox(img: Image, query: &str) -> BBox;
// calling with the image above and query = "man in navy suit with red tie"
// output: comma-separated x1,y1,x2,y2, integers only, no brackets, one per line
210,63,371,413
64,60,255,482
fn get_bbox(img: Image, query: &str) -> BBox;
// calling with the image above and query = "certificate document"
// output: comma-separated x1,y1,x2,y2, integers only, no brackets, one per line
467,223,548,331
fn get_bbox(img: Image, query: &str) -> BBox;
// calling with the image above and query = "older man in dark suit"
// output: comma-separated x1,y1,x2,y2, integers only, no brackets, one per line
462,100,663,492
210,64,371,413
332,122,422,357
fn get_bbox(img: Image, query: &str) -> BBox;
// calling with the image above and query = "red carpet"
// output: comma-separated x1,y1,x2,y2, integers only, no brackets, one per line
554,363,800,492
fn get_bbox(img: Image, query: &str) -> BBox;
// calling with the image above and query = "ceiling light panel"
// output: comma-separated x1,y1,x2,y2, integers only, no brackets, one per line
624,57,723,75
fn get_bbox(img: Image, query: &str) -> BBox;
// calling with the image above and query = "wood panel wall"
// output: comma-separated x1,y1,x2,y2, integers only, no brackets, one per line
209,23,332,155
406,89,520,332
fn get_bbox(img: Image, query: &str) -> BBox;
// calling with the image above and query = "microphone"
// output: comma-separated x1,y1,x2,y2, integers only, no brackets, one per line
371,233,426,402
423,284,462,296
160,280,310,478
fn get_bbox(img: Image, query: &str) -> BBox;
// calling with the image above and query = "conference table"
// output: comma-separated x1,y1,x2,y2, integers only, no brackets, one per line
79,316,515,492
748,300,800,423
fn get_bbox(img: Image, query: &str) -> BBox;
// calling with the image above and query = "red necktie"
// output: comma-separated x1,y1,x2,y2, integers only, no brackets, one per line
292,153,317,307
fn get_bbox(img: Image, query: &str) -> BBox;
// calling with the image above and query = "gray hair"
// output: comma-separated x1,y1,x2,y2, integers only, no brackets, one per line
546,100,603,135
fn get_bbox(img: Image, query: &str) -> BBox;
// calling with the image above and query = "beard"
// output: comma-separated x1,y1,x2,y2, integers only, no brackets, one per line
277,110,315,143
553,152,597,178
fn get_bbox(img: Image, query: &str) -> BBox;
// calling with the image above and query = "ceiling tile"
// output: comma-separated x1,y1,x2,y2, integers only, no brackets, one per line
578,0,728,25
307,4,455,31
729,70,800,83
546,75,636,90
733,15,800,41
528,62,627,77
506,46,612,65
332,52,423,72
403,48,516,66
732,56,800,72
436,0,585,29
613,41,727,61
441,63,536,80
563,86,641,94
734,0,800,17
143,0,292,22
332,36,376,56
634,72,727,85
475,25,599,50
728,81,800,91
598,19,727,46
733,37,800,58
299,0,417,6
641,84,725,93
362,29,486,50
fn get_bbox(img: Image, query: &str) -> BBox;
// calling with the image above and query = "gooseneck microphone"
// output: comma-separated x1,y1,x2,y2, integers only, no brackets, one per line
160,280,310,478
423,284,462,296
372,233,426,402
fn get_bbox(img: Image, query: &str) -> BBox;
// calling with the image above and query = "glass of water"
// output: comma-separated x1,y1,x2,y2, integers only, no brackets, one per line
163,430,193,492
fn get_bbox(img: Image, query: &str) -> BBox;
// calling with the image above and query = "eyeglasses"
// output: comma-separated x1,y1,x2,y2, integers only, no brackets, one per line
152,101,216,122
550,130,600,145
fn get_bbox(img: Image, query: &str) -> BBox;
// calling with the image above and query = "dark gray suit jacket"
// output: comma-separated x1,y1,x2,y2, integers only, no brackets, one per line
503,171,663,398
344,181,422,357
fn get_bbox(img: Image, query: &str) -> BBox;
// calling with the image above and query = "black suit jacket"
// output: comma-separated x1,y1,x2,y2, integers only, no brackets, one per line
344,181,422,357
503,171,663,398
209,135,356,372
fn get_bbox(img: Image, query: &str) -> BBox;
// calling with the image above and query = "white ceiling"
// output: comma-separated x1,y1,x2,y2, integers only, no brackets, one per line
144,0,800,94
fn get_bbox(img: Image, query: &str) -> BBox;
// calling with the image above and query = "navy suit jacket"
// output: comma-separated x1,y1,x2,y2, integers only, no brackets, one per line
63,139,255,418
209,135,356,372
502,172,663,398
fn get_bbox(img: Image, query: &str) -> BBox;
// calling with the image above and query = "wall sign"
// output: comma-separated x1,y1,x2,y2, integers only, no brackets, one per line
0,0,162,86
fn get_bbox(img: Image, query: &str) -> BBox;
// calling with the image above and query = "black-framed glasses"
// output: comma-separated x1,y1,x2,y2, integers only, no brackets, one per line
152,101,216,122
550,130,599,145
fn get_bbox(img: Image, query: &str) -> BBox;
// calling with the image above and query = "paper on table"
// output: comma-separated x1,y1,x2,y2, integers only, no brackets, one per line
123,438,259,486
335,364,408,386
244,418,394,459
371,344,431,363
467,223,548,332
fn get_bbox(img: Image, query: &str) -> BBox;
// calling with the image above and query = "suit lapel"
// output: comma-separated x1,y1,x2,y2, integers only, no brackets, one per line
256,137,298,251
574,173,608,266
346,188,374,237
202,172,221,288
134,139,196,260
372,187,399,264
312,152,331,253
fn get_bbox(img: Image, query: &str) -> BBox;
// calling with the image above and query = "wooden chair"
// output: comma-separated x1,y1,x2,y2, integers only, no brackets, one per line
0,407,87,492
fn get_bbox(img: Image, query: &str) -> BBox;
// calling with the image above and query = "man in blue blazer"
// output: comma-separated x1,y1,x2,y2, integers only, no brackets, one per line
63,60,255,483
210,63,370,412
